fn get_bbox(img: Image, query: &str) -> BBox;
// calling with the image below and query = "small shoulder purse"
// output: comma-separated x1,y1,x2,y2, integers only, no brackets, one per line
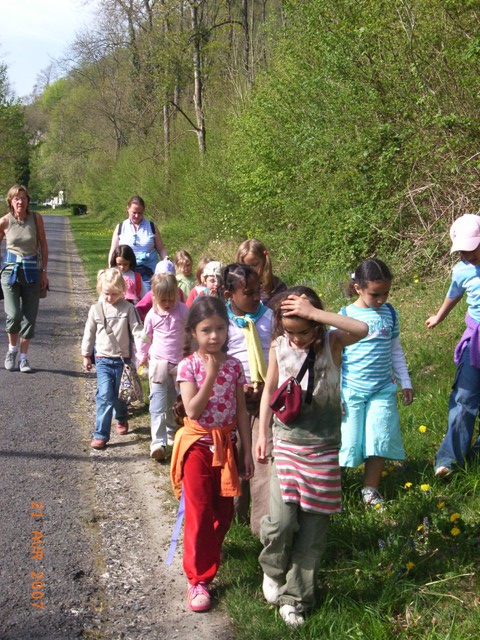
95,303,144,405
269,347,315,424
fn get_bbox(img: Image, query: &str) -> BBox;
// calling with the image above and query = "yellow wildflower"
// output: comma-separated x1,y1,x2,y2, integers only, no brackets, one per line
404,482,413,489
374,503,382,510
420,484,430,492
451,527,461,536
437,501,445,509
406,562,415,571
381,470,388,477
418,425,427,433
450,513,461,522
417,525,423,532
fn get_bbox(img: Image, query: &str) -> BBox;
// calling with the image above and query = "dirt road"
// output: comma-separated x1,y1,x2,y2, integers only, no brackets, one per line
0,215,234,640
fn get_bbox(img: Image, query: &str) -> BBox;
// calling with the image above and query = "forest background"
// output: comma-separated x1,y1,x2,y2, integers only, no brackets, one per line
2,1,480,638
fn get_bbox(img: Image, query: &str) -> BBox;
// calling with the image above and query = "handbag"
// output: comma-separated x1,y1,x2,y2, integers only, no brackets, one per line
269,347,315,424
95,303,144,405
33,213,49,298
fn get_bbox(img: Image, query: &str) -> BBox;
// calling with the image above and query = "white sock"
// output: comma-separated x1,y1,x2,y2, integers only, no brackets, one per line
19,353,27,361
9,346,18,353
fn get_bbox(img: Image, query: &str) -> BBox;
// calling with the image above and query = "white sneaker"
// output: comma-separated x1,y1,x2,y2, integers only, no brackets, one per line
435,466,453,479
19,358,32,373
279,604,304,627
4,351,17,371
361,486,385,508
262,573,283,604
150,446,166,461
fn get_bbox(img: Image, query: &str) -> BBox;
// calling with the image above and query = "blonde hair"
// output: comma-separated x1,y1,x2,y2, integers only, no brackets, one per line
236,238,274,296
174,249,193,274
151,274,178,306
96,268,126,296
6,184,31,214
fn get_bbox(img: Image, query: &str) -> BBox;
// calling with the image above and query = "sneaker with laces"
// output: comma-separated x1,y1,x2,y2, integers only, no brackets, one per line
4,351,17,371
19,358,32,373
187,582,211,612
116,421,129,435
361,486,385,507
279,604,304,627
262,573,283,604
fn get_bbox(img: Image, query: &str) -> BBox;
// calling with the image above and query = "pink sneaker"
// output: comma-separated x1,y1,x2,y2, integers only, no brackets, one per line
187,582,211,612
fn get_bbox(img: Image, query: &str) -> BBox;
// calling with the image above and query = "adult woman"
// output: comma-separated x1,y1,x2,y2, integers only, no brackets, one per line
0,184,48,373
108,195,167,291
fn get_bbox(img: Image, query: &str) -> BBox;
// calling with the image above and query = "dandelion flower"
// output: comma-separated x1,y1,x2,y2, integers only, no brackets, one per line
406,562,415,571
381,470,388,477
404,482,413,489
420,484,430,492
418,425,427,433
417,525,424,532
374,503,382,510
437,501,445,509
451,527,461,536
450,513,461,522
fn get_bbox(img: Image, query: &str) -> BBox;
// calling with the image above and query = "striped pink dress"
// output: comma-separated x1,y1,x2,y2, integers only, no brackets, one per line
272,333,342,514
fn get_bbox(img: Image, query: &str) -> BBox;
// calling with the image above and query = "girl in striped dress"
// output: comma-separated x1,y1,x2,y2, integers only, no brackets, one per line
255,286,367,627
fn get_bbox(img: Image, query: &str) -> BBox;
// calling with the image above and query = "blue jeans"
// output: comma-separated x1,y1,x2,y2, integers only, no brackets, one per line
94,357,129,442
435,343,480,471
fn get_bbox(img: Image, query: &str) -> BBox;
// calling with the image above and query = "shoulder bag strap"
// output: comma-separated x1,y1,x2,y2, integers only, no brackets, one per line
294,346,316,405
33,212,43,270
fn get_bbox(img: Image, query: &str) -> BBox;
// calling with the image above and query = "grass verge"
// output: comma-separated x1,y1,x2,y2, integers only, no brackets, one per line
65,208,480,639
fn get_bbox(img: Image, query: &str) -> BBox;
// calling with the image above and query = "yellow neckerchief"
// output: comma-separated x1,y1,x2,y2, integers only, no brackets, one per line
170,417,240,499
241,317,267,387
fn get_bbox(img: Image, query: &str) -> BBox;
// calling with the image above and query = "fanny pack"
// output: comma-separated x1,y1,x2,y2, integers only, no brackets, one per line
269,347,315,424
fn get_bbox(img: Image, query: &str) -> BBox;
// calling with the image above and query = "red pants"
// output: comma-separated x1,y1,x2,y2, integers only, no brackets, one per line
182,443,235,585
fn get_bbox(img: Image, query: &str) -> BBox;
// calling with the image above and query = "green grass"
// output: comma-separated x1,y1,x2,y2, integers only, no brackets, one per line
65,208,480,639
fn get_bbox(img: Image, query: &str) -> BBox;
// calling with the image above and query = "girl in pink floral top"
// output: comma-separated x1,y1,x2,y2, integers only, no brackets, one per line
173,297,254,613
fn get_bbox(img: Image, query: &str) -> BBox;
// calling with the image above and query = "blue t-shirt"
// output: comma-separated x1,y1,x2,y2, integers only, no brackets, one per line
341,303,399,393
447,261,480,323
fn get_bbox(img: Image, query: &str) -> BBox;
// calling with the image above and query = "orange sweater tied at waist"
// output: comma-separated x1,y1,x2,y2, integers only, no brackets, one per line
170,417,241,499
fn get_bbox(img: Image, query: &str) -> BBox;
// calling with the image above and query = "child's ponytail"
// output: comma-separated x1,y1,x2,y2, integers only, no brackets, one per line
346,258,393,296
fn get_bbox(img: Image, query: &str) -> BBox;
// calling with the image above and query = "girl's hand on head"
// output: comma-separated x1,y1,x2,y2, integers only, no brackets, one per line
281,294,315,320
403,388,414,406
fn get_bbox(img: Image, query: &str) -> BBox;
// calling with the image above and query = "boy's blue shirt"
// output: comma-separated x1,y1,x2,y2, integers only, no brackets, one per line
448,261,480,323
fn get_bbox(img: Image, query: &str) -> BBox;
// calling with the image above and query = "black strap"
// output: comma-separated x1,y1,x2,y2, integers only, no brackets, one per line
295,347,315,405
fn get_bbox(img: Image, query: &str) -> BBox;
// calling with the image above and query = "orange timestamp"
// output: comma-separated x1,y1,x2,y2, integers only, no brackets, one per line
31,501,45,609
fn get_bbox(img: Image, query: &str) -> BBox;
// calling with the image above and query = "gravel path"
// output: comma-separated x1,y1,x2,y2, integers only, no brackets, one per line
0,215,234,640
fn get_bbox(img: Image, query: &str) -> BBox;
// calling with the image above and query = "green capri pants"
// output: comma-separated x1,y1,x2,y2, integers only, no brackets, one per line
1,267,41,339
259,462,330,613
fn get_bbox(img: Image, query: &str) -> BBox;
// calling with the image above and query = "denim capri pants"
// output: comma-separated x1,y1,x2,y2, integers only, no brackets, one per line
339,381,405,467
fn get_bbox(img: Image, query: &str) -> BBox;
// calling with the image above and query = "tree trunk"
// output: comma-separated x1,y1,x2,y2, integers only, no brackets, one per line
190,1,206,155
